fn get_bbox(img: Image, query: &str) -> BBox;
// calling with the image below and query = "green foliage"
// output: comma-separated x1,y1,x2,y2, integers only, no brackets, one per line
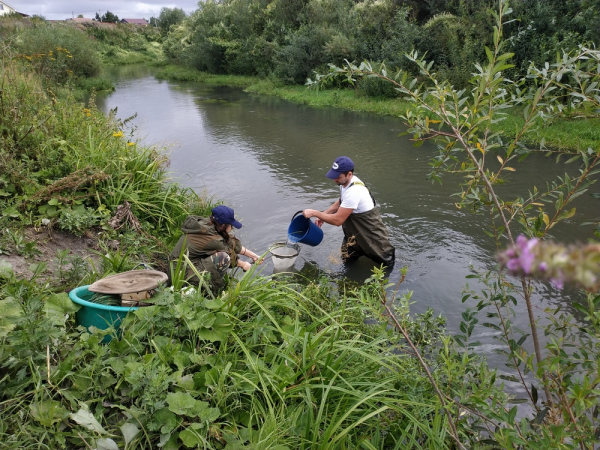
0,266,478,449
56,206,107,236
159,0,599,90
158,7,186,34
0,48,203,238
96,11,119,24
15,23,102,81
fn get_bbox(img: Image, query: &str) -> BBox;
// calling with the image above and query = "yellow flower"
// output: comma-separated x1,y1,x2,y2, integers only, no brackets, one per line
113,131,124,138
127,142,135,146
86,113,91,117
67,55,72,58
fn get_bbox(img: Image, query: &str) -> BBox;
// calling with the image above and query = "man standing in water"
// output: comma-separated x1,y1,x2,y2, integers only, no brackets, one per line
303,156,395,266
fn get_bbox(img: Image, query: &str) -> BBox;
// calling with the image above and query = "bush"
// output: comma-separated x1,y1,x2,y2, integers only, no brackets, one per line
274,26,333,84
357,71,399,98
15,23,102,82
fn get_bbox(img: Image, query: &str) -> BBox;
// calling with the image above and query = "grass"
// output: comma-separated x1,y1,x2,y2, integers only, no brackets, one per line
155,64,600,152
99,44,163,65
154,65,259,87
0,259,460,449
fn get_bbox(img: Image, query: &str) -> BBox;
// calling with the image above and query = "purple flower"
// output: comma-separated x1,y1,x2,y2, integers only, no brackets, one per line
506,248,515,258
506,258,520,272
516,236,538,274
516,235,528,250
550,277,564,289
539,262,548,272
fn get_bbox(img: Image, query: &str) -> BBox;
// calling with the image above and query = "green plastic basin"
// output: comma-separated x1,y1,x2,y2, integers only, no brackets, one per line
69,285,138,343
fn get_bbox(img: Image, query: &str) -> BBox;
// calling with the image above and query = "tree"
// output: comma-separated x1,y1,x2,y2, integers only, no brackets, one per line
158,7,186,33
149,16,158,27
99,10,119,23
77,14,84,18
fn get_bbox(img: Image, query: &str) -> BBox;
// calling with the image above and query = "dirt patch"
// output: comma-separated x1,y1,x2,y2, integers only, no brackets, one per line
0,227,104,280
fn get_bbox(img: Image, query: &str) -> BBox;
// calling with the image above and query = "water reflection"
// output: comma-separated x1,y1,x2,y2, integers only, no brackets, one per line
96,64,597,370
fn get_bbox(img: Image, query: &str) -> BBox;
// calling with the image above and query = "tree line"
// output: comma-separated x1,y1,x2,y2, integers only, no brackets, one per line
158,0,600,90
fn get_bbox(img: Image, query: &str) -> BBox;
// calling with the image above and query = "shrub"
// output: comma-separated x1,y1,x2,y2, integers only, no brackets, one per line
357,71,399,98
274,26,333,84
16,23,102,82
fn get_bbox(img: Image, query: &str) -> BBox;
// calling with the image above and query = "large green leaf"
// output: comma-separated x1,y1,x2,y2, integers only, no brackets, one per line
44,293,80,327
166,392,197,416
153,408,179,434
0,297,22,338
70,407,107,434
195,312,232,342
29,400,69,427
120,423,140,445
187,309,215,331
0,260,13,279
166,392,219,422
97,438,119,450
179,423,204,448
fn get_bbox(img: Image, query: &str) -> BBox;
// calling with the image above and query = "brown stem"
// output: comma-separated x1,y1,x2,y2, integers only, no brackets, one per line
380,275,466,450
493,299,538,411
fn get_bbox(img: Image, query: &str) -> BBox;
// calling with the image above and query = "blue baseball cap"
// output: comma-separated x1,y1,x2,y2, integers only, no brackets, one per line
326,156,355,179
211,205,243,229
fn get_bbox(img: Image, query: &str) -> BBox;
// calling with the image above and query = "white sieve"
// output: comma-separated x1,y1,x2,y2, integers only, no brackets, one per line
269,242,300,271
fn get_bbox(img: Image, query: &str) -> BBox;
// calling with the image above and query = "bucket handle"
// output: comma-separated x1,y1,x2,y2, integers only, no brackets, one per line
291,210,304,221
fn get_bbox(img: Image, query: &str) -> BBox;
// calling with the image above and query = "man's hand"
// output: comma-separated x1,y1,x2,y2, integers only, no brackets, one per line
240,261,252,272
303,209,318,219
315,219,324,228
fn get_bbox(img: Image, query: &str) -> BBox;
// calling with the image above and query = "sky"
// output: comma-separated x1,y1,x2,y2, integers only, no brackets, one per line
12,1,200,20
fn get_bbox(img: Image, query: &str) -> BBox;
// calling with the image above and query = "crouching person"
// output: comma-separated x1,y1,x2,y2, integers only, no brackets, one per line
167,205,260,294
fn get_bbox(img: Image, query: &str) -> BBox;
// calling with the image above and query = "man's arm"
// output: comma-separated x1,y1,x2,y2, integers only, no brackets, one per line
303,199,353,227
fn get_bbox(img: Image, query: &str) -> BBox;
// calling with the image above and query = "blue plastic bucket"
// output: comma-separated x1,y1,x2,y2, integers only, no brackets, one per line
288,211,324,246
69,285,139,343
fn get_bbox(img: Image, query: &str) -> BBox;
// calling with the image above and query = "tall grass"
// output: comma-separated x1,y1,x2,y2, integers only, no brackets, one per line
0,46,207,238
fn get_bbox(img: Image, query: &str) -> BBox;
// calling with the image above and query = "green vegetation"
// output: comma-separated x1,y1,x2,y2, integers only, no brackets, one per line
155,65,258,87
2,1,600,448
1,255,473,449
0,44,205,240
86,24,163,65
157,7,187,35
162,0,598,87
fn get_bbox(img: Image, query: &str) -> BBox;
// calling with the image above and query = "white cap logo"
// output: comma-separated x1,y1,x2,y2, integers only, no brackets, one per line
332,162,339,169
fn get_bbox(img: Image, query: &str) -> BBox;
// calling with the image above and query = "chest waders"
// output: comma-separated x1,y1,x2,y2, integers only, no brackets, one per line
340,182,395,266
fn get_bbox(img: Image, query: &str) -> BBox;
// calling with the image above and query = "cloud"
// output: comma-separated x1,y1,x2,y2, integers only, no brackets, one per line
17,1,198,20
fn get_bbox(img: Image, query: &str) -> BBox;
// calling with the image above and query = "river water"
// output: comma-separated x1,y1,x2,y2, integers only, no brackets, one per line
97,65,598,386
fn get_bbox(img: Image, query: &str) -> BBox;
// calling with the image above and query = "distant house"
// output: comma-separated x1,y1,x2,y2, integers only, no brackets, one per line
120,18,148,26
0,1,27,17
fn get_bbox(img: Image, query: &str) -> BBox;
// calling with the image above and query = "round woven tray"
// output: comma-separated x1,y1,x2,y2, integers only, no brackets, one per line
88,269,168,294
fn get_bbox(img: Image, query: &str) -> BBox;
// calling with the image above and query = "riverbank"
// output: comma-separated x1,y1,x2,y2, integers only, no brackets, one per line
155,64,600,152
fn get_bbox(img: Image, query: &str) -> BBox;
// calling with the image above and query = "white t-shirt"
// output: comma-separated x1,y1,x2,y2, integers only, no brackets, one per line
340,175,375,214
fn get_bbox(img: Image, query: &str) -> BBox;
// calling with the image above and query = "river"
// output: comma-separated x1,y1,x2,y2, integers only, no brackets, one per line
97,64,597,392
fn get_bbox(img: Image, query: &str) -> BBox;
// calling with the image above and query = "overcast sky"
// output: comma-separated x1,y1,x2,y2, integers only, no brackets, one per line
13,1,199,20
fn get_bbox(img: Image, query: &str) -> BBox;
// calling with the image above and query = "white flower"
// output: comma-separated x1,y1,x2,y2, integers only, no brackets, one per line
41,218,50,226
